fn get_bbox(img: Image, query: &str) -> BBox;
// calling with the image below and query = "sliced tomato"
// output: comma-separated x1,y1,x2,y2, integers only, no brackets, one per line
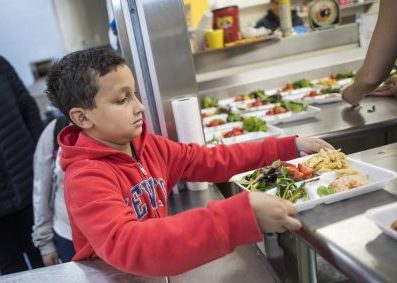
250,100,263,107
206,119,225,127
298,163,314,175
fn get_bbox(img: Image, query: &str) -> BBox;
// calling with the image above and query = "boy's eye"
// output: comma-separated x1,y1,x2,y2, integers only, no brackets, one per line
116,97,129,104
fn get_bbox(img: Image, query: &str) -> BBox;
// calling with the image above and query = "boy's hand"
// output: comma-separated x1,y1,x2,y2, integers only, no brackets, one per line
296,137,334,156
249,192,301,233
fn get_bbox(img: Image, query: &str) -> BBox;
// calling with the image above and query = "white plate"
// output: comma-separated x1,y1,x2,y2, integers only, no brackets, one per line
204,124,284,145
366,202,397,241
242,105,321,125
230,155,397,212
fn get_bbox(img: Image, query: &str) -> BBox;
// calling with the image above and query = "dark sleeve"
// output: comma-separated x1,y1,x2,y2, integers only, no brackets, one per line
292,10,304,27
255,14,279,32
1,57,44,143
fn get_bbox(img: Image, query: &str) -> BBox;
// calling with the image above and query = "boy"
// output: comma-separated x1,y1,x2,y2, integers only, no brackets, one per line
46,47,333,276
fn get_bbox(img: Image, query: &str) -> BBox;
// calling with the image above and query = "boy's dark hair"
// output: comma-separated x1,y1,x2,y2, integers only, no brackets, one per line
46,47,126,119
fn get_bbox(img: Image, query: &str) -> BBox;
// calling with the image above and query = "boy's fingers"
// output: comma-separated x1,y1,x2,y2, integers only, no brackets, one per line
280,199,297,216
283,216,302,231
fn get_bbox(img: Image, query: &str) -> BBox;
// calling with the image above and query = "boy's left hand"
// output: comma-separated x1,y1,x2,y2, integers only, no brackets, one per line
296,137,334,156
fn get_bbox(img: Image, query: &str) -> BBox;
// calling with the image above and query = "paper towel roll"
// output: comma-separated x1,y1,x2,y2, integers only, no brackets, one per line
172,97,208,191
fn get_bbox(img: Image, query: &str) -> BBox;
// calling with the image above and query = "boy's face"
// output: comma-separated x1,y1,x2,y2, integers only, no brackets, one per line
72,65,144,147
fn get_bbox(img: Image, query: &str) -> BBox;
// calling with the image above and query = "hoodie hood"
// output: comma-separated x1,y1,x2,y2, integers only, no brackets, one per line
58,123,147,171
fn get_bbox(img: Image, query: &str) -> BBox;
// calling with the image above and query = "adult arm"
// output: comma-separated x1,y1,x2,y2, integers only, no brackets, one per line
343,0,397,104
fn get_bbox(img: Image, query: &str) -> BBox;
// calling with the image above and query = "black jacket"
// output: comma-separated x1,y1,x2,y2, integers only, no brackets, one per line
0,56,44,217
255,9,304,32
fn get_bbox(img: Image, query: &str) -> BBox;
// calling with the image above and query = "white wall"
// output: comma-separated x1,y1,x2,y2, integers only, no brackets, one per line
53,0,110,53
0,0,65,86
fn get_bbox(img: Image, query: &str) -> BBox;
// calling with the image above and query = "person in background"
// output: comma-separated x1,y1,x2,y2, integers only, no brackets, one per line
342,0,397,105
32,116,74,266
255,0,304,32
0,56,44,274
46,47,333,276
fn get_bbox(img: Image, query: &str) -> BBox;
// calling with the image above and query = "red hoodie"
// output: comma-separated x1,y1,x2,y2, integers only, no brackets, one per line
59,124,297,276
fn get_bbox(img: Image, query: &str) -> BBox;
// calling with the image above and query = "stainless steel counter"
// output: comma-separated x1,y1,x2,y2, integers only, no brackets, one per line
0,260,165,283
295,142,397,283
278,96,397,153
279,96,397,139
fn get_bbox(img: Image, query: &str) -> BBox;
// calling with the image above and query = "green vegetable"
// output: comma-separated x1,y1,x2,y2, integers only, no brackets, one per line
320,87,341,94
284,101,306,113
226,113,242,122
335,71,354,80
243,117,268,132
267,94,283,103
275,179,308,204
201,96,218,109
249,89,267,101
292,79,313,89
317,186,335,197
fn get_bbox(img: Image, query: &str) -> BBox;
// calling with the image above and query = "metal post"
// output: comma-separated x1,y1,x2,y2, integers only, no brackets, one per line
296,239,317,283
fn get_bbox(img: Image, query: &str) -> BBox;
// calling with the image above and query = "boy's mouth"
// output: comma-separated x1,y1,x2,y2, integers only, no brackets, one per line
133,118,143,125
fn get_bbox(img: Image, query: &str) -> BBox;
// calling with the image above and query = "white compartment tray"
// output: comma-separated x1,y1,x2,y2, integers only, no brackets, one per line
366,202,397,241
230,155,397,212
283,93,342,105
242,105,321,125
204,124,284,145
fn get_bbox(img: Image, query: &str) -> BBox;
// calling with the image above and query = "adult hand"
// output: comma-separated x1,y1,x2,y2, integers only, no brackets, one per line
296,137,334,156
372,76,397,97
42,251,59,266
342,83,366,106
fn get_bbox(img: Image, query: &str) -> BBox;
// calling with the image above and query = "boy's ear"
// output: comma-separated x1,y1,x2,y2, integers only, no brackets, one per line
69,107,93,129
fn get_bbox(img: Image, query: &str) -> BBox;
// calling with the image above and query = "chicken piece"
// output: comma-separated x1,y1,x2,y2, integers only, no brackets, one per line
329,174,368,192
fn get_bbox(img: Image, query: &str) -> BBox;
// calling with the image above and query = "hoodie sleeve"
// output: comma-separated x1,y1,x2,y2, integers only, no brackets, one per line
152,135,298,190
66,165,262,276
32,120,57,255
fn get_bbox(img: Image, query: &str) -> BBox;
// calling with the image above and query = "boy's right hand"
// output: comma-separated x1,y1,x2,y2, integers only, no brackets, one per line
249,192,302,233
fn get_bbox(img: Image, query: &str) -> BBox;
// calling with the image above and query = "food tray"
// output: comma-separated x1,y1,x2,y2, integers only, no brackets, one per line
230,155,397,212
280,87,313,96
203,121,242,133
230,103,274,113
366,202,397,241
283,93,342,105
241,105,321,125
204,124,284,145
202,114,228,125
218,97,256,108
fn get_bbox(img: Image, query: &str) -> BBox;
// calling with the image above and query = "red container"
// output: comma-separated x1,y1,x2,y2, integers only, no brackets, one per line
212,6,240,44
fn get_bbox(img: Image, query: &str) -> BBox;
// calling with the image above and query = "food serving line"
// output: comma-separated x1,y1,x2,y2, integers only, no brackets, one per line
1,98,396,283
